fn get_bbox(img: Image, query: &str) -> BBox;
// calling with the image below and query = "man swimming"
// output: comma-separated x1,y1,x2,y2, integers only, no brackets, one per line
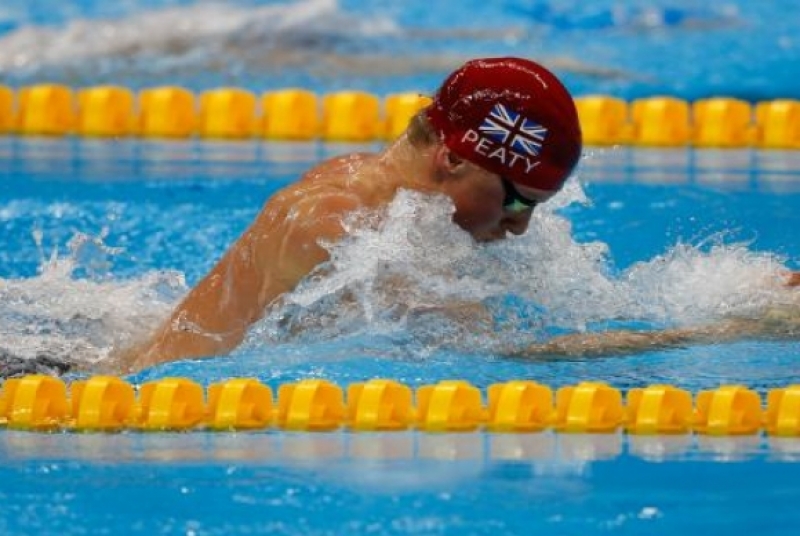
117,57,580,370
118,56,799,372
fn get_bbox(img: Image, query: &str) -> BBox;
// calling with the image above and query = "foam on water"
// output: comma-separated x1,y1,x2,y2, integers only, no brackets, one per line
0,231,185,366
0,178,796,370
0,0,398,79
0,0,659,90
246,179,796,354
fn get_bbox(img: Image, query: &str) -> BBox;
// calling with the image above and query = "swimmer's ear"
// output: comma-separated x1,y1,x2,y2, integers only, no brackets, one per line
434,145,467,178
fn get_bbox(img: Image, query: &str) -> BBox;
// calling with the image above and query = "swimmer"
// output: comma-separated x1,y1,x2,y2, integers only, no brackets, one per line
118,56,580,371
117,56,799,372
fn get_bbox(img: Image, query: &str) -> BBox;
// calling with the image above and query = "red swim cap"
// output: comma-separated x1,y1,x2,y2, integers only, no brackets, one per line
426,57,582,192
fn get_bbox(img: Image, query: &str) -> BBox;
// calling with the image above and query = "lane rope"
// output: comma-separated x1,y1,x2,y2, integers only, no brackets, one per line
1,375,799,435
1,85,799,147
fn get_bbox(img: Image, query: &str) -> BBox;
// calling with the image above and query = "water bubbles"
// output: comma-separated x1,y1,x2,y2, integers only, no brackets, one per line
0,0,399,80
248,180,796,357
0,230,186,367
2,177,797,371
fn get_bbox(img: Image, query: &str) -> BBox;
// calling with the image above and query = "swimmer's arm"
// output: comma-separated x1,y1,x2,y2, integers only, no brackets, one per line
513,308,800,359
406,301,493,331
116,223,284,371
119,193,361,371
511,322,745,358
511,272,800,358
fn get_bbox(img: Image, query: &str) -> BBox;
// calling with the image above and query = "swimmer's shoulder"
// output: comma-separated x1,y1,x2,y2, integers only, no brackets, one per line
298,152,379,185
293,153,378,190
254,179,363,237
255,151,382,232
273,152,381,208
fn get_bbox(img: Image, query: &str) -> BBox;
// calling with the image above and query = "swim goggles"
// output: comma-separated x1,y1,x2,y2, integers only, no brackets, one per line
500,177,539,213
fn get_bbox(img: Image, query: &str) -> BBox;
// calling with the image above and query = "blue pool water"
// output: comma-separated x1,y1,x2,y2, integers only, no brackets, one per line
2,431,800,535
2,0,800,534
1,0,800,100
2,140,800,535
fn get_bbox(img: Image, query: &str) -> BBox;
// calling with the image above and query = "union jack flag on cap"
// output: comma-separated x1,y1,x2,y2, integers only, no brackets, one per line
479,103,548,157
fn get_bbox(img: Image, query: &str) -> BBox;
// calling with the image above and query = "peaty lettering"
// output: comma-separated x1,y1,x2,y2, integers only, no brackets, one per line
461,129,540,173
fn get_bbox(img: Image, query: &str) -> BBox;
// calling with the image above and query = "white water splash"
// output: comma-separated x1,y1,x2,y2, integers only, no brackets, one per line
0,0,399,76
1,177,796,369
247,179,796,353
0,0,640,85
0,231,185,366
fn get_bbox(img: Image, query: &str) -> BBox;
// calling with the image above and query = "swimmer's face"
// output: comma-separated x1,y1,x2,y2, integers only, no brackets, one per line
446,160,553,242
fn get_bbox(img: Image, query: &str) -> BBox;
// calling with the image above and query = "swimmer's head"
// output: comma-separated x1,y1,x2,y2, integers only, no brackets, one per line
426,57,582,193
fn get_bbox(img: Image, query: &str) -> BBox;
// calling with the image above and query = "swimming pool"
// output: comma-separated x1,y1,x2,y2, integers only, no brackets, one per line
2,138,800,534
3,0,800,534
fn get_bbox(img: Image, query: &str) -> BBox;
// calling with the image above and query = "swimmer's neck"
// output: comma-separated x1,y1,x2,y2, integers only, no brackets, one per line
374,133,440,194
